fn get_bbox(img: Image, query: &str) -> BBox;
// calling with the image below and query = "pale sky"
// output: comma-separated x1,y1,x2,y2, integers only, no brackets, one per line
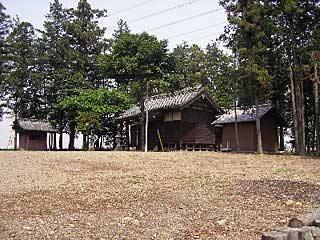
0,0,227,149
2,0,227,48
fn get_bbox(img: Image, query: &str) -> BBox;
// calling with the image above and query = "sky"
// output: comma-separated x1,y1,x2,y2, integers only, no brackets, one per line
2,0,227,49
0,0,228,149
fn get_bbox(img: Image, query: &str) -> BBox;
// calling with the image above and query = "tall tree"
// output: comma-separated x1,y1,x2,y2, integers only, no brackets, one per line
313,51,320,156
0,3,12,119
64,0,107,89
274,0,320,155
6,21,41,149
220,0,273,154
40,0,76,149
205,42,235,108
98,32,170,150
113,19,130,39
171,43,208,88
62,0,107,149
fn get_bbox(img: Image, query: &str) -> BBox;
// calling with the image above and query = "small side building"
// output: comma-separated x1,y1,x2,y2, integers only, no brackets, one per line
213,104,285,153
13,118,57,151
119,86,223,151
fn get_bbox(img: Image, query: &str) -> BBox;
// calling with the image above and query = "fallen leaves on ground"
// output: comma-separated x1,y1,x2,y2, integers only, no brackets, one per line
0,151,319,239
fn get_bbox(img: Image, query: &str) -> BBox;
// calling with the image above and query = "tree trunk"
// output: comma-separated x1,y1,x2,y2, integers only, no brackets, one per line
295,61,305,155
289,20,305,155
99,136,103,149
14,111,17,150
255,96,263,154
68,122,76,150
289,65,299,154
82,134,88,150
315,62,320,156
89,134,95,150
312,116,316,155
300,57,306,155
234,101,240,152
59,129,63,150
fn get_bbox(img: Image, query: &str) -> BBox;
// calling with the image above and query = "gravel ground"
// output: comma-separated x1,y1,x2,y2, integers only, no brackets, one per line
0,151,319,239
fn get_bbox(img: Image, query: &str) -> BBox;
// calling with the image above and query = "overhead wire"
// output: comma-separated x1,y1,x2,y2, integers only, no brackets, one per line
167,21,226,40
128,0,202,24
145,8,224,32
190,32,221,42
108,2,225,49
109,0,157,17
168,32,222,49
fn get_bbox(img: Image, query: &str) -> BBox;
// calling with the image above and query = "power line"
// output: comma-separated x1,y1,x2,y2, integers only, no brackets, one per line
167,21,226,40
128,0,202,24
190,32,220,41
145,8,224,32
110,0,157,17
168,32,221,48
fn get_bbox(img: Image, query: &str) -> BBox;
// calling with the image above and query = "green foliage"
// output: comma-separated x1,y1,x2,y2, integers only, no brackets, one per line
5,21,47,119
113,19,130,39
0,2,11,119
220,0,273,105
38,0,108,149
205,42,236,108
171,43,208,88
64,0,107,88
58,89,132,147
98,32,172,104
170,42,236,108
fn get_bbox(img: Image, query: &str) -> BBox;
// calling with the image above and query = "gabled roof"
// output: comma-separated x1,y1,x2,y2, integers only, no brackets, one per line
213,103,276,124
119,86,222,119
15,118,56,132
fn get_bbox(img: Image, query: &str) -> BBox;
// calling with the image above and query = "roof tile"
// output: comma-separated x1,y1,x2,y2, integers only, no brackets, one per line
120,86,206,119
213,104,273,124
16,118,56,132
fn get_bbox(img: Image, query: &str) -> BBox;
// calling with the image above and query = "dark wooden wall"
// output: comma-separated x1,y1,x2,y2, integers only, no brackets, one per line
221,114,279,152
261,114,279,152
129,97,219,150
222,122,256,151
19,131,47,150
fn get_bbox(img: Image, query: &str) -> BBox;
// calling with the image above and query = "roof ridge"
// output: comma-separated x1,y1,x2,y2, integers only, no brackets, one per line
147,85,203,101
225,103,273,111
19,118,49,122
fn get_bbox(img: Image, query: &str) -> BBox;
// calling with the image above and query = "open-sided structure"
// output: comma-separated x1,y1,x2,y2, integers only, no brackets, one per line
13,118,57,151
119,86,222,151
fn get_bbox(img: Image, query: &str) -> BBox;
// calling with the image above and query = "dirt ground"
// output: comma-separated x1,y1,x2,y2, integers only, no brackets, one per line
0,151,319,240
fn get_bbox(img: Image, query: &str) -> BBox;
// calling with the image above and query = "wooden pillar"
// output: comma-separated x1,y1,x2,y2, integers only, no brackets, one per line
50,133,53,150
26,132,30,151
279,126,284,151
53,133,57,150
48,133,51,151
125,121,130,150
136,128,139,149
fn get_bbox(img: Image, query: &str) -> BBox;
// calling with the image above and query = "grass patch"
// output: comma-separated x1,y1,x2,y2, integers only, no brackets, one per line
313,203,320,208
274,167,288,174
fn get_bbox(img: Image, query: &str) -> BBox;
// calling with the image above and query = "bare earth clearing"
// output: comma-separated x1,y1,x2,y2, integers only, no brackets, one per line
0,151,319,239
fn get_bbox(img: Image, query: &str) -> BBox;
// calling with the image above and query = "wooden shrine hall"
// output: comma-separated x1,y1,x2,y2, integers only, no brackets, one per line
13,118,57,151
119,86,223,151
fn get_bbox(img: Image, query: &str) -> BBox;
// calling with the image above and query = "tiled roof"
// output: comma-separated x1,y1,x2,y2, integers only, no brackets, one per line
120,86,219,119
16,118,57,132
213,104,274,124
